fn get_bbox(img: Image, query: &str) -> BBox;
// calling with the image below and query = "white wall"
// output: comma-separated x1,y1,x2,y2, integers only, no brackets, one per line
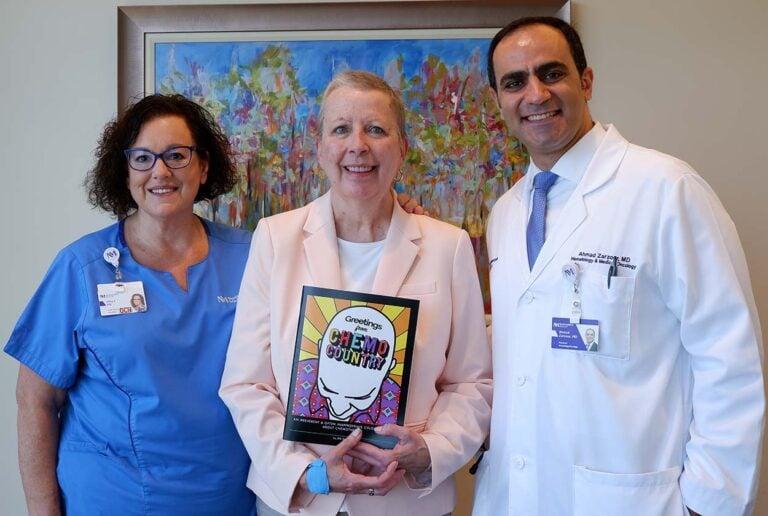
1,0,766,514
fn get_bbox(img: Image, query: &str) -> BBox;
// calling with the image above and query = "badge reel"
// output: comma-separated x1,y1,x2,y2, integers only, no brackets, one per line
97,247,147,316
103,247,124,291
562,262,582,324
552,262,600,352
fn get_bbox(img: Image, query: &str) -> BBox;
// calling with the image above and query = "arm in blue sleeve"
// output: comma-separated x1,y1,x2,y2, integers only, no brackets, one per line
5,248,88,389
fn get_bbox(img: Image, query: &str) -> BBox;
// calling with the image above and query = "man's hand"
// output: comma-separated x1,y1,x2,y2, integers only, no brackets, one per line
396,193,429,216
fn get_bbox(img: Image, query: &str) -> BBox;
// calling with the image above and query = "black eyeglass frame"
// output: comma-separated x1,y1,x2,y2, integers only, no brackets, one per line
123,145,198,171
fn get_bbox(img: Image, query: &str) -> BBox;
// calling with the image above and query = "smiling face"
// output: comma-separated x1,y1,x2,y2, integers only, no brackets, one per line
317,306,396,421
127,115,208,221
131,294,144,308
317,86,406,206
492,24,594,170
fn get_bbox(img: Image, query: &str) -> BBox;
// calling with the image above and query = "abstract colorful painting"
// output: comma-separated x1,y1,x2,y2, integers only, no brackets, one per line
149,30,526,309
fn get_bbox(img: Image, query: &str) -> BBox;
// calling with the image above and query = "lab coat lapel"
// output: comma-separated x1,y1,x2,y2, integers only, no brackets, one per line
526,194,587,285
525,125,629,287
515,172,533,272
302,192,343,289
371,199,421,297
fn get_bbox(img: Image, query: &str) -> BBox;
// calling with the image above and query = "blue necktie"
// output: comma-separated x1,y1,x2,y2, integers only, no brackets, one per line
526,171,559,270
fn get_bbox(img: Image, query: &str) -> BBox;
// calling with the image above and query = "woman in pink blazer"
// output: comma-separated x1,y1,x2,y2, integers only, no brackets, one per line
220,71,492,516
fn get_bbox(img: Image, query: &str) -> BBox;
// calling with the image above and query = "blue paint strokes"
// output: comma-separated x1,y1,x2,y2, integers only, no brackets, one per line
152,32,527,316
154,38,488,96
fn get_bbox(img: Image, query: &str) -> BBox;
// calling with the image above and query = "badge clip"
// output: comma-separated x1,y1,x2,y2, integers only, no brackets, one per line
562,262,581,294
103,247,123,284
562,262,582,323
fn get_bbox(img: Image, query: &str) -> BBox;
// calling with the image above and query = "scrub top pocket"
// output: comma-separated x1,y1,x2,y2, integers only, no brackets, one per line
561,270,635,360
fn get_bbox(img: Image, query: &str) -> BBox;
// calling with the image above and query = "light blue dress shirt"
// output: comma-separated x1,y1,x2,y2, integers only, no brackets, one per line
526,122,607,235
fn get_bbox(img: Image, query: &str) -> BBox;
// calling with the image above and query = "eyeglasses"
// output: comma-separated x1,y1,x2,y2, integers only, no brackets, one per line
123,145,197,172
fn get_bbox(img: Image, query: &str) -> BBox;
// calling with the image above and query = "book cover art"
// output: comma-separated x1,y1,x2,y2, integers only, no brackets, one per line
284,286,419,449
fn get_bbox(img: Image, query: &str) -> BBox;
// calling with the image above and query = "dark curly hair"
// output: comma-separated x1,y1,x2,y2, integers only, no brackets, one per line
85,94,236,218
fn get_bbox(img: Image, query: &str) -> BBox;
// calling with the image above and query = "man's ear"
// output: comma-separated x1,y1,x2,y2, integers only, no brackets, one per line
491,85,500,107
581,67,594,101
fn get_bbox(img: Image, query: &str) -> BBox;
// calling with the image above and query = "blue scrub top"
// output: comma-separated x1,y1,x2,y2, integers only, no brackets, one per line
5,219,256,515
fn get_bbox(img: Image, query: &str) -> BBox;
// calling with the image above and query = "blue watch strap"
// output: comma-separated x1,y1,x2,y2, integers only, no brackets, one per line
306,459,330,495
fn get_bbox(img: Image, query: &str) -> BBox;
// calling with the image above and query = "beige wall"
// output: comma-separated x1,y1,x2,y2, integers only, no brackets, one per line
1,0,766,514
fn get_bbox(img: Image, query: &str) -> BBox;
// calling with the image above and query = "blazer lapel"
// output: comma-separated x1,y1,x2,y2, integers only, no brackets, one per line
302,192,343,290
371,199,421,297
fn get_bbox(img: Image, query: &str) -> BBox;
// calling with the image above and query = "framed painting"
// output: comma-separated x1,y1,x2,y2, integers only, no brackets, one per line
118,1,570,309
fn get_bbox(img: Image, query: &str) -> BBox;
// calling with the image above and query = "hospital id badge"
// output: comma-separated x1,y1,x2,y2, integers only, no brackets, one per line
551,318,600,352
97,281,147,316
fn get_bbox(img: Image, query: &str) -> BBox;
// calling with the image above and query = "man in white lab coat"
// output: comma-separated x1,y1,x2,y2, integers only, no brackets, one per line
472,16,764,516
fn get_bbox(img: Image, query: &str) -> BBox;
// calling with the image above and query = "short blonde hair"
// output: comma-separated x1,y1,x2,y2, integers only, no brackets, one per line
318,70,407,141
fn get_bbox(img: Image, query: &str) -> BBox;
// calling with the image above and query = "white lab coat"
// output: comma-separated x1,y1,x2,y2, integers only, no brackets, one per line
473,125,764,516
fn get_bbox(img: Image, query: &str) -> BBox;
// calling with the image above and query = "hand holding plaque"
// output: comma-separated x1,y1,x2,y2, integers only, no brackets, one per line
348,423,431,479
284,287,418,449
299,428,405,497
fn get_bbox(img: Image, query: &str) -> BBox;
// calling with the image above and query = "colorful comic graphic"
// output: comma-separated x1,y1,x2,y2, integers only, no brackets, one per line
284,287,418,448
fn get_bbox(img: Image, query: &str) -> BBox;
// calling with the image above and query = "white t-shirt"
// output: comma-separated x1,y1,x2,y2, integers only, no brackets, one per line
337,238,385,292
337,237,384,511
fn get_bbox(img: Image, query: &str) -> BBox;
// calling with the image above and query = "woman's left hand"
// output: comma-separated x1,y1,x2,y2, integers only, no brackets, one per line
348,424,431,476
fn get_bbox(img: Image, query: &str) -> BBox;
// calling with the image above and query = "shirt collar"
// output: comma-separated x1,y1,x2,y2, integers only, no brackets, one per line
527,121,606,186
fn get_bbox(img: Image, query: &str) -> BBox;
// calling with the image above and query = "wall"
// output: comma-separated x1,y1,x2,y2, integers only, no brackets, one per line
1,0,766,514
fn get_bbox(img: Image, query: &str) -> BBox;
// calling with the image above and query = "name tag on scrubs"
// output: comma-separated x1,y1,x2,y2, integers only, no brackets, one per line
551,318,600,352
97,281,148,316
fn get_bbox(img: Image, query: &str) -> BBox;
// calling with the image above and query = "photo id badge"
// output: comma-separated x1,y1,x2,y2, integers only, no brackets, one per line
97,281,148,316
551,318,600,352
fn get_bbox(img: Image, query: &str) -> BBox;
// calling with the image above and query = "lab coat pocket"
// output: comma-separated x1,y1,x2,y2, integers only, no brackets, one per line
573,465,684,516
569,271,635,360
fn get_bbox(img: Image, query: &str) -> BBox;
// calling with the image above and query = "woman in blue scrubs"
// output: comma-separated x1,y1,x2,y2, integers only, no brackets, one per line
5,95,255,515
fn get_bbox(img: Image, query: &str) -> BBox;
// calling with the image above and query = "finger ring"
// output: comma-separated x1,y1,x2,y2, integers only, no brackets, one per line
368,488,375,496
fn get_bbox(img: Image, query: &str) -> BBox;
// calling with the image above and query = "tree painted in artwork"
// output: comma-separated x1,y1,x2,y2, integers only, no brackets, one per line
158,41,526,309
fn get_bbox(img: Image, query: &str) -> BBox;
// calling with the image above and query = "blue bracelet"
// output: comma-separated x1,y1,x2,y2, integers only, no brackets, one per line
306,459,330,495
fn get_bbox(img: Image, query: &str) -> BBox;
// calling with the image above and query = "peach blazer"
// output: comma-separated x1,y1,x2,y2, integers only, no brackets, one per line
220,191,492,516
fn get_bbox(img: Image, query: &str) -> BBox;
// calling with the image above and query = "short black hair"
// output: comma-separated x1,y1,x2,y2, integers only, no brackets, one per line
487,16,588,91
85,94,236,218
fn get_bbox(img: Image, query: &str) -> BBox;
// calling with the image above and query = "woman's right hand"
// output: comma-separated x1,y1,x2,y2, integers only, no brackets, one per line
300,428,405,496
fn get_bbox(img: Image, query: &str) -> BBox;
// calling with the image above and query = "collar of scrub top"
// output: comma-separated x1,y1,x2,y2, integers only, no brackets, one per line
526,121,607,194
117,215,212,249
